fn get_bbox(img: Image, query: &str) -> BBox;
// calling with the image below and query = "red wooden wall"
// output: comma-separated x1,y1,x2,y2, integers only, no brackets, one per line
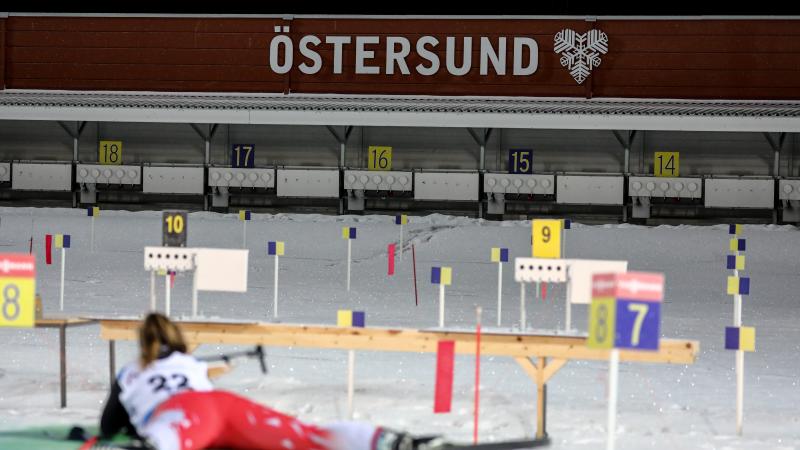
2,16,800,99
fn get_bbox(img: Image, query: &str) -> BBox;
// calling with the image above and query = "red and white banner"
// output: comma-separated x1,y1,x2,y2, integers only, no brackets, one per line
0,253,36,278
592,272,664,301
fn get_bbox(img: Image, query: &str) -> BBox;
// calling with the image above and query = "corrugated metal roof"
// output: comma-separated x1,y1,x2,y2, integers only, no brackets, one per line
1,90,799,132
1,91,799,117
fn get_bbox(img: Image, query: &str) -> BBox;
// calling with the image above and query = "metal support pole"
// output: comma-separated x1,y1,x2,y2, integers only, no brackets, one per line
59,325,67,408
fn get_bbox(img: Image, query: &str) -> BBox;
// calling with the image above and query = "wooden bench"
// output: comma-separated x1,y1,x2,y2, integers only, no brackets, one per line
98,319,699,439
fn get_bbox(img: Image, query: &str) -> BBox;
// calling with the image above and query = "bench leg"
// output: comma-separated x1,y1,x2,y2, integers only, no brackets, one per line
109,340,116,386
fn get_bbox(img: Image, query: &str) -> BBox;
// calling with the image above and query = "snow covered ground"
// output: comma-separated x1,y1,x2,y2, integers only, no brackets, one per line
0,207,798,449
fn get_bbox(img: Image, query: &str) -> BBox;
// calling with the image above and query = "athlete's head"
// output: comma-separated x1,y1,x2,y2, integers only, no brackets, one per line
139,312,187,367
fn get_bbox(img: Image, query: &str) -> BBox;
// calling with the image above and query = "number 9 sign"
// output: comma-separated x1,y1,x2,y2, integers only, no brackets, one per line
532,219,562,258
0,254,36,328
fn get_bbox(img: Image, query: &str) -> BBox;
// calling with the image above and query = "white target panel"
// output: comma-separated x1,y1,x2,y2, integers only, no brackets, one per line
514,257,568,283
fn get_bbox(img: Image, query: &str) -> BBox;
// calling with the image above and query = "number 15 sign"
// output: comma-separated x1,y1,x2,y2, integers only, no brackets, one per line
588,272,664,351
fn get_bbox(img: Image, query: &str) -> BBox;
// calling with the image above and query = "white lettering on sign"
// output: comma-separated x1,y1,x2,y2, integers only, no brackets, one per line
386,37,411,75
267,33,544,77
298,35,322,75
0,259,34,274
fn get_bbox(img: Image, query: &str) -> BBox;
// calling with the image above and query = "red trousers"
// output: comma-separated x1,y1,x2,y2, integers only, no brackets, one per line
146,390,332,450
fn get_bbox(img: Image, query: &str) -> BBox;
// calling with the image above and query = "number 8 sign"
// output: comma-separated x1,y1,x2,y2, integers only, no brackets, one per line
0,254,36,328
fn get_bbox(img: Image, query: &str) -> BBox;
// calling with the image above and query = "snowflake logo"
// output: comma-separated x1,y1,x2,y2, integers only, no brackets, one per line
554,29,609,84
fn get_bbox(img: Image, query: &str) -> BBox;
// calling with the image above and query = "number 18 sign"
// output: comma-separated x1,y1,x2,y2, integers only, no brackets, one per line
588,272,664,351
0,254,36,328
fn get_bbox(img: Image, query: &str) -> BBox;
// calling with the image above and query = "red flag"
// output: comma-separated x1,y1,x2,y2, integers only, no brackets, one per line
45,234,53,265
434,340,455,413
388,243,396,276
541,282,547,301
170,271,176,289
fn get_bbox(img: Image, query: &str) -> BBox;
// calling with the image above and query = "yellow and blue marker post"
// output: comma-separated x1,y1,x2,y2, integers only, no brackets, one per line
54,234,71,311
239,210,251,249
268,241,285,319
491,247,509,326
342,227,357,291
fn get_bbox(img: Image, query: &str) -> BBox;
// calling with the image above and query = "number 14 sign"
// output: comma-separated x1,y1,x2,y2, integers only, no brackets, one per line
588,272,665,351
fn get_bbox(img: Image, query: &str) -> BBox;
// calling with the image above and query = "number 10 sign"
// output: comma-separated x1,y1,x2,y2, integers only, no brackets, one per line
588,272,664,351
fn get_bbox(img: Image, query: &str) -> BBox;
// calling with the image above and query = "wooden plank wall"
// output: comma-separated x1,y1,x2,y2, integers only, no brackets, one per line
0,18,6,90
4,17,800,99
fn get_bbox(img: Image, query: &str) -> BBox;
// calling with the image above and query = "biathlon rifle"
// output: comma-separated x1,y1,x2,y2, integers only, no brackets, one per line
198,345,268,374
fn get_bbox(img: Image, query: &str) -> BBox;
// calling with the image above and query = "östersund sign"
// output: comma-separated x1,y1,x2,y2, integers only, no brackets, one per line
267,31,541,77
266,27,608,84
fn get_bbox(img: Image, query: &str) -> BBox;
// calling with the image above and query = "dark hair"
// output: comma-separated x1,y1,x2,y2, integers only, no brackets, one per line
138,313,187,367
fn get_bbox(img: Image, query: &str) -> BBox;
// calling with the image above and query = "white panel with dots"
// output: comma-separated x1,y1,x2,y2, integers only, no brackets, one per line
514,257,568,283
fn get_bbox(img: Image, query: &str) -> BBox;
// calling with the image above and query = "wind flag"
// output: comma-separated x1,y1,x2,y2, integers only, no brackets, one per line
490,247,509,263
45,234,53,265
337,310,366,327
54,234,71,249
87,206,100,217
726,255,746,271
342,227,357,240
431,267,453,285
434,340,455,413
239,210,251,221
725,326,755,352
388,243,396,275
729,238,746,252
267,241,285,256
727,276,750,295
729,224,742,235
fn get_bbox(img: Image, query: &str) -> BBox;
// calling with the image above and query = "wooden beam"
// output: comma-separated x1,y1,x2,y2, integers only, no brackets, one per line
97,320,699,365
514,356,539,381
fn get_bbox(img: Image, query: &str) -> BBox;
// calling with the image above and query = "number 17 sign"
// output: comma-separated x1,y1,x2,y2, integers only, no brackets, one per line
0,254,36,328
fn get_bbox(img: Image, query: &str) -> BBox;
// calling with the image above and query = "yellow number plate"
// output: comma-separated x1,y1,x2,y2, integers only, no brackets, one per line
368,146,392,171
0,277,36,328
532,219,562,258
654,151,679,177
587,297,616,349
99,140,123,165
